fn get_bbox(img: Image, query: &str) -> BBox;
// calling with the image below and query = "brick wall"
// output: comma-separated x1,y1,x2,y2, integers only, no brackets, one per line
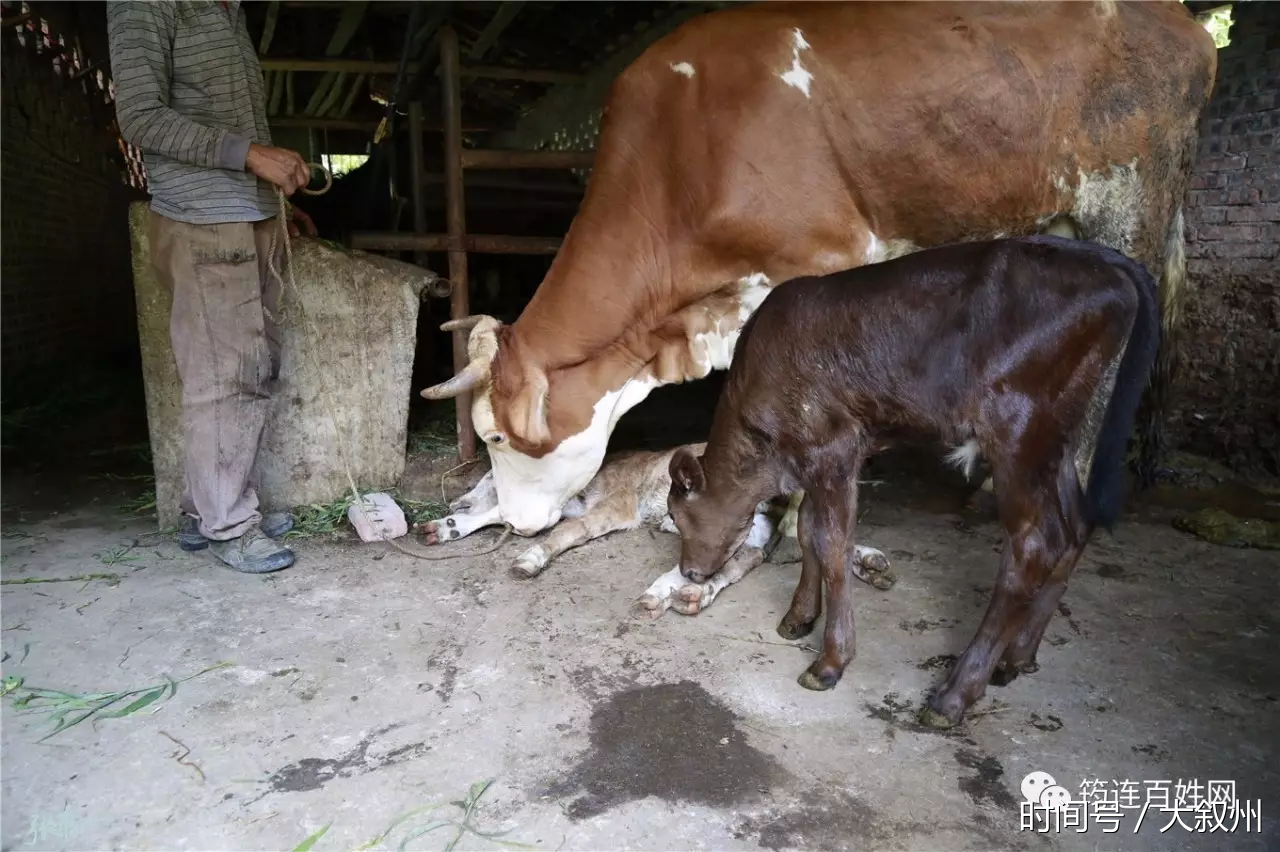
0,10,144,404
1179,2,1280,478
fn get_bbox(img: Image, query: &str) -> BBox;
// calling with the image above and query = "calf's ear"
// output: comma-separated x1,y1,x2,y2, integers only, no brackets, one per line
669,447,706,495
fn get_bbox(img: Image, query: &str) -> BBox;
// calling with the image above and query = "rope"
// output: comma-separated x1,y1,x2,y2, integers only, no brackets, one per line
265,171,512,562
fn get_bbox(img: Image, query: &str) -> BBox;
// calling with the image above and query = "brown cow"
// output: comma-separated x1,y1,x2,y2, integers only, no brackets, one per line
420,1,1215,549
666,235,1161,728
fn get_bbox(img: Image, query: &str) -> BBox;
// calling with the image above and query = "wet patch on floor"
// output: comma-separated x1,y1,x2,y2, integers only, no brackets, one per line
546,680,784,820
954,748,1017,811
262,724,430,796
735,784,1018,852
898,617,960,635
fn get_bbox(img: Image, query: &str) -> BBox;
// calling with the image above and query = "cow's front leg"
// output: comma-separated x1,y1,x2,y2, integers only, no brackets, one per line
449,469,497,514
420,503,502,544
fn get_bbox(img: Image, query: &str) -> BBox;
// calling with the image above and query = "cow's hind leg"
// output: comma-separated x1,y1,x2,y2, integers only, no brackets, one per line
921,464,1074,728
511,498,632,579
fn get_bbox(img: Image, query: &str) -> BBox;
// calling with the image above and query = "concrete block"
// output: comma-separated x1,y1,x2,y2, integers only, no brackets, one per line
128,201,437,530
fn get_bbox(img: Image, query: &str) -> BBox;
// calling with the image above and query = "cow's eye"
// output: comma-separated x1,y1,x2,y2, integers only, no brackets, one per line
487,433,505,445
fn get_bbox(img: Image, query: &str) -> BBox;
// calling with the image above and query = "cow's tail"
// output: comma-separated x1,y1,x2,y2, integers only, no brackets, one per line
1135,204,1187,483
1085,251,1162,532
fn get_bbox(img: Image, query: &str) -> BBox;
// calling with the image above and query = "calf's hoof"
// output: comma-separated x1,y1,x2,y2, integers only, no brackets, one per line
509,549,546,580
672,584,711,615
917,706,959,730
989,658,1039,687
797,664,842,691
629,594,667,622
868,570,897,591
776,617,817,641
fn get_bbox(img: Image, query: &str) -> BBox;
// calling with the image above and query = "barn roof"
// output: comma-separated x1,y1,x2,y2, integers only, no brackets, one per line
241,1,739,146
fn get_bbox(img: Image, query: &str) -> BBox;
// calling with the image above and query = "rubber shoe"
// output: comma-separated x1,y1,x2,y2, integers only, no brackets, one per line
207,525,295,574
178,512,294,552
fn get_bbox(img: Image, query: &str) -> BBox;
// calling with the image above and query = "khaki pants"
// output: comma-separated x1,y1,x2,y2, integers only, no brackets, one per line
149,210,284,541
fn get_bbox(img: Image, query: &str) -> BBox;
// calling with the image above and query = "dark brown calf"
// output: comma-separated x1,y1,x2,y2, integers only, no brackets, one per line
666,235,1160,728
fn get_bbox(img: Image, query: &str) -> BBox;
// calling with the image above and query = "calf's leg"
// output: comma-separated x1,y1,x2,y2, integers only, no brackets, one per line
672,544,765,615
797,482,861,691
510,498,632,579
992,464,1091,685
778,492,823,640
922,471,1071,728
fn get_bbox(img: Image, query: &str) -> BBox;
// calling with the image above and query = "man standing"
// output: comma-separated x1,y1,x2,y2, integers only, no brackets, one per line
108,1,309,573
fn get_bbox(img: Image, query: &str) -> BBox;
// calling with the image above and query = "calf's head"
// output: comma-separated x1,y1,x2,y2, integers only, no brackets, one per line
666,446,756,583
419,316,633,536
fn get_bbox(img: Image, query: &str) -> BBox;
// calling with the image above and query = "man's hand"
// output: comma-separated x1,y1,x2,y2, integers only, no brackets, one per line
288,206,318,238
245,143,311,196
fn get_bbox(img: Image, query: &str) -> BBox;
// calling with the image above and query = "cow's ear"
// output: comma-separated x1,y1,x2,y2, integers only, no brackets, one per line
669,447,706,496
512,366,551,445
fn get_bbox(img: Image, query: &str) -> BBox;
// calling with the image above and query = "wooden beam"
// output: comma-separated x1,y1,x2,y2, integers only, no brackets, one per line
350,233,563,255
440,24,476,462
325,1,369,56
336,73,366,118
460,64,583,85
468,1,526,61
460,149,595,170
258,1,280,54
260,57,585,84
409,101,429,268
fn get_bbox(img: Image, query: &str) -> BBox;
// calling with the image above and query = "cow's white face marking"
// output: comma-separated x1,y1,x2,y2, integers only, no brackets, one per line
780,28,813,97
484,375,659,535
670,61,695,77
689,273,772,378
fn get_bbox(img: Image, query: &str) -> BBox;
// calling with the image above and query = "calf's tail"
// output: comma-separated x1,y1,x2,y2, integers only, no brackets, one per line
1084,253,1163,532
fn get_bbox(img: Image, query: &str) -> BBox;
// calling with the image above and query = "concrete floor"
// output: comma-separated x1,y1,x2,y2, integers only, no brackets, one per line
2,448,1278,852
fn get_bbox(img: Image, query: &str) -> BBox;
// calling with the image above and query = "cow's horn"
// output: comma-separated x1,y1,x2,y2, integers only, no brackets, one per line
419,360,488,400
440,315,490,332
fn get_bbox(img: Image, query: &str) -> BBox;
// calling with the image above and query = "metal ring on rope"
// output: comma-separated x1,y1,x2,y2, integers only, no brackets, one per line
299,162,333,197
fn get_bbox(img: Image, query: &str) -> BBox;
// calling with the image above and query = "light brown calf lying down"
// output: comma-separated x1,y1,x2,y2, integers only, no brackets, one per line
419,443,895,619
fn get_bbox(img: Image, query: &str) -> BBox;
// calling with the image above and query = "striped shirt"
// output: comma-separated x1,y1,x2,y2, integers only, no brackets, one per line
106,0,279,224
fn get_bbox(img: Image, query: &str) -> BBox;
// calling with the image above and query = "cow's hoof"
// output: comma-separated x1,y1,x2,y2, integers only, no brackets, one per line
629,595,666,621
776,617,816,641
419,521,441,546
797,666,841,691
917,705,959,730
770,538,803,565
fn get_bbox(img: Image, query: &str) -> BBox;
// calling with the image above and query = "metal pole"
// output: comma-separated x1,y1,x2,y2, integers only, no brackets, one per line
439,24,476,462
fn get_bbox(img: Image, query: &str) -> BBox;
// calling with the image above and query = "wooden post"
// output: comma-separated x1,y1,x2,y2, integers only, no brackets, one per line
439,24,476,462
408,101,428,268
